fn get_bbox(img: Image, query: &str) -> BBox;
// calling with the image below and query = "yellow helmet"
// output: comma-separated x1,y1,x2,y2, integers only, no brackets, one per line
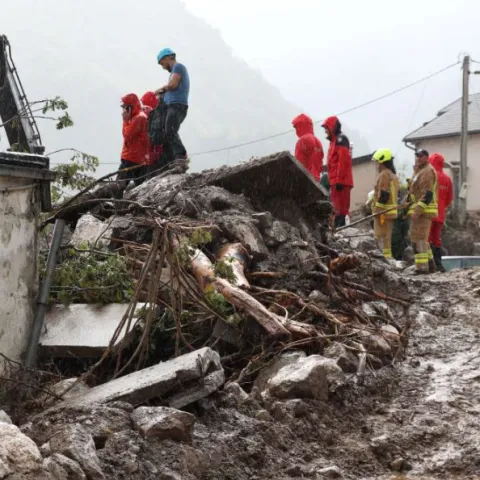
372,148,393,163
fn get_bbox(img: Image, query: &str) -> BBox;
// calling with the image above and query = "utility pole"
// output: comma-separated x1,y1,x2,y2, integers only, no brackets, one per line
458,55,470,225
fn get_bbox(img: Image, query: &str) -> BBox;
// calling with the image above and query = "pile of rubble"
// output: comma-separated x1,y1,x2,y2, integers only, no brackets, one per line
0,152,418,479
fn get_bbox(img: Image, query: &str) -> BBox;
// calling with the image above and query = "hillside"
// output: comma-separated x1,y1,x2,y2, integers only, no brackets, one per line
1,0,370,175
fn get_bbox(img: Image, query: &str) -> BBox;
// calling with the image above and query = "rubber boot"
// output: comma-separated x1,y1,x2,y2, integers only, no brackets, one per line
434,246,446,273
334,215,346,228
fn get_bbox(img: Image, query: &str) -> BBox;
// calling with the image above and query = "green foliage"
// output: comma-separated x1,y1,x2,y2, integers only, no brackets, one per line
42,96,74,130
51,150,99,203
189,228,212,247
41,244,134,305
213,259,237,285
204,288,234,317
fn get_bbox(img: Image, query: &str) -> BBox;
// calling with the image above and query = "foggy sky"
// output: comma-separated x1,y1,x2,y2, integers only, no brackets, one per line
1,0,480,176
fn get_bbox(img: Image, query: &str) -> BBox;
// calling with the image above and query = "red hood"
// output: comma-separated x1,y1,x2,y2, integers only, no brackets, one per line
292,113,314,137
322,116,341,136
141,91,159,110
429,153,444,172
121,93,142,117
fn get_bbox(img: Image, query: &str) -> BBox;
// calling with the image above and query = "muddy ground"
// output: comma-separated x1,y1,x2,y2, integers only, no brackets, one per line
91,268,480,480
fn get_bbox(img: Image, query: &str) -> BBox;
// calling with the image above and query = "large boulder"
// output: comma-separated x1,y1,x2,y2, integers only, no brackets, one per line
0,422,43,479
43,453,87,480
49,424,104,480
131,407,195,442
71,214,112,247
265,355,345,400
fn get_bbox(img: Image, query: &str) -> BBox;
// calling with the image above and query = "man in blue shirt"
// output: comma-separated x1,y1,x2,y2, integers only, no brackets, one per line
155,48,190,164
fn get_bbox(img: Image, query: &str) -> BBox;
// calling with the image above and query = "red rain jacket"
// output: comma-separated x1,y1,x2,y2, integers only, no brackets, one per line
430,153,453,223
121,93,149,165
322,116,353,187
292,114,324,181
141,91,159,111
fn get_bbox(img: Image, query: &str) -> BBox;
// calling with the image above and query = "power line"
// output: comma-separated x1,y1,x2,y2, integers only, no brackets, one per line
50,60,460,166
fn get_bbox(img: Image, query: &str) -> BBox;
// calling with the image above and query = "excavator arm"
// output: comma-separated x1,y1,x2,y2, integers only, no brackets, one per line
0,35,44,154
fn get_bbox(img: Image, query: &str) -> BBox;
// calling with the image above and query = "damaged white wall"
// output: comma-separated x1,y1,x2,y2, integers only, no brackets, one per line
0,176,40,365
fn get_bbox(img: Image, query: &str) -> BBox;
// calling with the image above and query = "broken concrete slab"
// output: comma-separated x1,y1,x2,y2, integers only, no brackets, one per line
40,304,146,358
205,152,327,207
68,347,224,409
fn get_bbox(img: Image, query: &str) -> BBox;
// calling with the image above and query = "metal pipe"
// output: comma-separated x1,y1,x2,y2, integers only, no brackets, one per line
25,218,65,369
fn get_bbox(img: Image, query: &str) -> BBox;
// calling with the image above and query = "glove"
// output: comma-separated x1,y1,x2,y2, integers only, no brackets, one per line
335,183,344,192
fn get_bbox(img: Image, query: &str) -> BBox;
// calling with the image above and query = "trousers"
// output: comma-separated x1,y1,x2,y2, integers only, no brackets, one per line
428,220,443,248
410,215,433,272
165,104,188,160
374,217,394,258
330,186,352,216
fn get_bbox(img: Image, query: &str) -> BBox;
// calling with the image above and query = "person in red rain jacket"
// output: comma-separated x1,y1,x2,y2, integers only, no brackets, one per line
428,153,453,272
322,116,354,227
117,93,149,193
292,114,324,181
141,91,162,169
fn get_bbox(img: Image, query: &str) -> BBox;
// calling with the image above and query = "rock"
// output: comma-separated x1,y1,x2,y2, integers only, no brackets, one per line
49,424,105,480
254,351,306,393
40,442,51,457
381,325,400,346
223,382,249,403
254,410,272,422
323,342,358,373
21,403,132,447
216,214,269,260
35,378,90,404
264,220,293,247
251,212,273,231
131,406,195,442
390,457,406,472
71,214,112,247
0,410,12,424
318,465,343,478
357,330,392,357
266,355,345,400
282,399,310,418
0,423,43,478
370,434,390,455
43,453,87,480
309,290,329,307
67,347,224,410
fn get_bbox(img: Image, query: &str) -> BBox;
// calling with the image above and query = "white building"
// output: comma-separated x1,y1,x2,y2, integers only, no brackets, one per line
0,151,53,365
404,93,480,212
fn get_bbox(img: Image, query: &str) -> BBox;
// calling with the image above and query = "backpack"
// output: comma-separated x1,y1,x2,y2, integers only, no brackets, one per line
148,103,167,146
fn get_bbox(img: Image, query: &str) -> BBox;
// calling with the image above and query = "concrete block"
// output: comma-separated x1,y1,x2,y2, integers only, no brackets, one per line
68,347,224,409
40,304,146,357
206,151,327,207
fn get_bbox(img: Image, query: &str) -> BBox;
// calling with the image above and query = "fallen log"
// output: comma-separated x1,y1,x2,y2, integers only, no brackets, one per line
187,247,290,340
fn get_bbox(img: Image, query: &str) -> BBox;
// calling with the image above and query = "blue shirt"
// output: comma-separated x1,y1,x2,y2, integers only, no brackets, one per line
164,63,190,105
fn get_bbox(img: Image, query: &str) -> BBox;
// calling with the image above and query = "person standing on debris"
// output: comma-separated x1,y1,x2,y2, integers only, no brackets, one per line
371,149,399,259
117,93,149,190
428,153,453,272
141,91,170,175
155,48,189,166
322,116,353,227
408,149,438,274
292,114,324,181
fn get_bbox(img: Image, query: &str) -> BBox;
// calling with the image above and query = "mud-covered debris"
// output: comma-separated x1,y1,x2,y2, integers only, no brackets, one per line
318,465,343,478
132,406,195,442
35,378,90,405
223,382,249,403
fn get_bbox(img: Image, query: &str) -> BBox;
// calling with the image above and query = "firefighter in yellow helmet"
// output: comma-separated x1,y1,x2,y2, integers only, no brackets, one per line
371,148,400,259
408,149,438,274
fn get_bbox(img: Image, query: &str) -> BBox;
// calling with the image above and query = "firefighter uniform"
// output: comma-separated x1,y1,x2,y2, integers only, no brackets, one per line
408,163,438,273
371,149,399,259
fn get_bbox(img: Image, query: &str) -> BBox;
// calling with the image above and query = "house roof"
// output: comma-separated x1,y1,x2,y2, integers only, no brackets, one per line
352,153,373,166
404,93,480,142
